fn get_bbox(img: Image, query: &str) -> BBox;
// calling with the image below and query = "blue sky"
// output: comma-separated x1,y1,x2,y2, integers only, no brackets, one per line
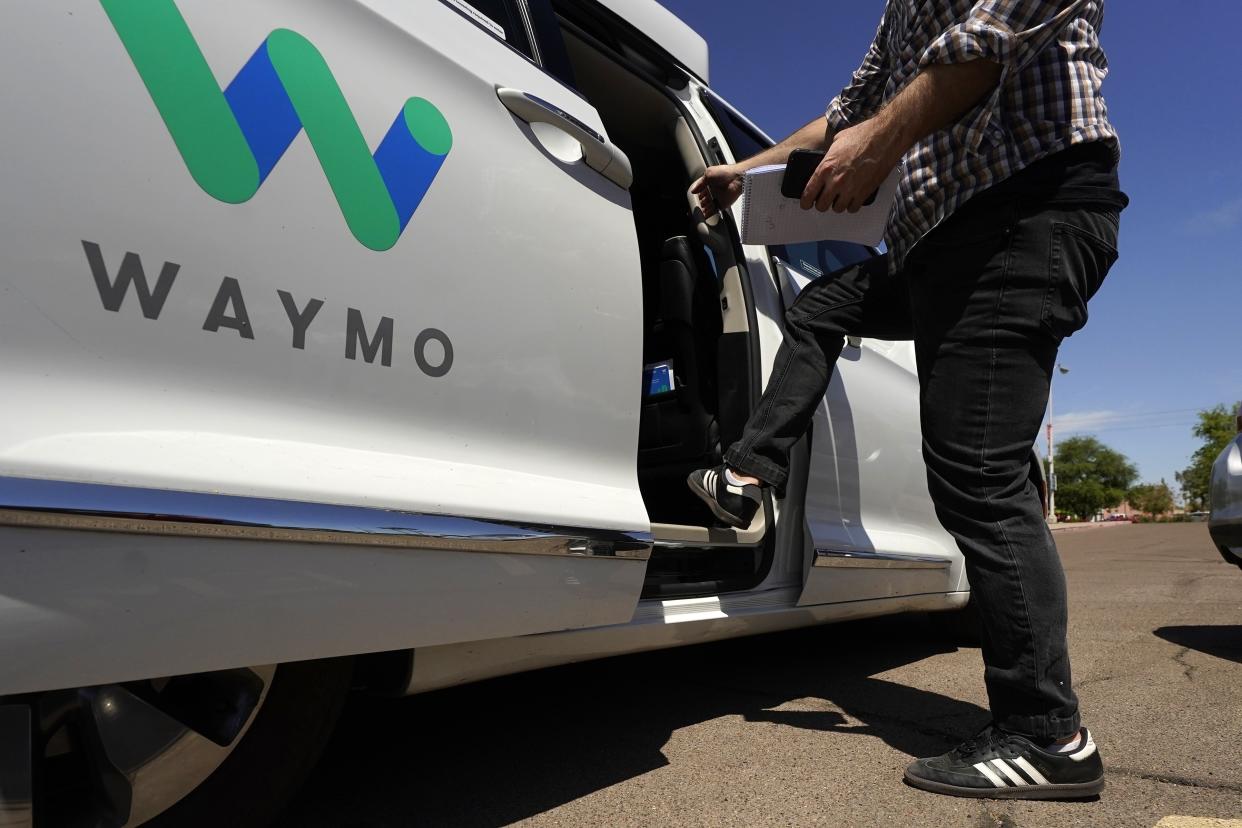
661,0,1242,493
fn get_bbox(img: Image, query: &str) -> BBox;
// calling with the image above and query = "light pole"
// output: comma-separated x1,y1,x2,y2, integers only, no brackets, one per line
1047,364,1069,523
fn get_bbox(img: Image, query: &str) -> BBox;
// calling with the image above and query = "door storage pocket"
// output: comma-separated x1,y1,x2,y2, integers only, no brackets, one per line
1041,216,1119,339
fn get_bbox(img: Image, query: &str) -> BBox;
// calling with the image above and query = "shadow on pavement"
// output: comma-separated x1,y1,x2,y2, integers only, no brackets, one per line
279,614,987,828
1153,624,1242,664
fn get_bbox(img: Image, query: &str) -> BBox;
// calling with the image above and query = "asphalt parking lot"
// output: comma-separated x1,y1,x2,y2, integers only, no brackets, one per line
282,523,1241,828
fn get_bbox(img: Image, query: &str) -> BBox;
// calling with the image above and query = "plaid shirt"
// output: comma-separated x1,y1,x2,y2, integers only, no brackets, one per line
826,0,1119,269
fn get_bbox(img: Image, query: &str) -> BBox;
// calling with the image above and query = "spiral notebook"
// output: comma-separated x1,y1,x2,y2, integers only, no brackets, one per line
739,164,900,246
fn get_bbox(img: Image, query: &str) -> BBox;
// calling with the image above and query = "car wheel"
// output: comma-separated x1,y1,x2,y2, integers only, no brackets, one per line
2,657,352,827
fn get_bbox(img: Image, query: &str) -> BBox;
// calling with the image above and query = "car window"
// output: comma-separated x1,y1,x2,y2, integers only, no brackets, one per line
701,91,880,279
700,92,768,162
439,0,534,58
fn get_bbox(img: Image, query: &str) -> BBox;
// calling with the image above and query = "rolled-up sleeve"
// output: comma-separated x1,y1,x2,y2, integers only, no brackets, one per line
826,11,894,132
918,0,1087,152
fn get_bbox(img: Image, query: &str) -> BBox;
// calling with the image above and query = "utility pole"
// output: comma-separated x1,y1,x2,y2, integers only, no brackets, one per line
1047,364,1069,523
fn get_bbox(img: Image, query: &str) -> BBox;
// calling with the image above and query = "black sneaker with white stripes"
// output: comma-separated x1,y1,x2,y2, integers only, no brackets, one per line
904,725,1104,800
686,465,763,529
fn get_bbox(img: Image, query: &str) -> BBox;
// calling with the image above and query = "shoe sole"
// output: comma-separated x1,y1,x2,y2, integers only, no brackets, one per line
903,769,1105,800
686,473,750,530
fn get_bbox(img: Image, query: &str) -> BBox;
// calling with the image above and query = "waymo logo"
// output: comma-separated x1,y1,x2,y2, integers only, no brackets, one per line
101,0,453,251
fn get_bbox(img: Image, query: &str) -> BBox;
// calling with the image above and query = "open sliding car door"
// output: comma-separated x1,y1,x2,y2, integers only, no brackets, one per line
0,0,649,692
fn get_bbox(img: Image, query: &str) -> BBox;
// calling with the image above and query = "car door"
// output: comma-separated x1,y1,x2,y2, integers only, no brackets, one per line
0,0,650,667
768,245,965,605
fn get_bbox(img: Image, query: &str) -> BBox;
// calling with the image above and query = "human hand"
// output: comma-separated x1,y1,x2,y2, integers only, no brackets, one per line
801,119,900,213
690,164,744,219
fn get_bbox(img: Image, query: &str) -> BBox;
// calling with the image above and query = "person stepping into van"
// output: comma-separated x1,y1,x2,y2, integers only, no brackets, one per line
687,0,1126,799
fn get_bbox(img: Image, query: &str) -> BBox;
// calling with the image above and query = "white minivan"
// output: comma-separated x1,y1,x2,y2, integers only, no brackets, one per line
0,0,1005,823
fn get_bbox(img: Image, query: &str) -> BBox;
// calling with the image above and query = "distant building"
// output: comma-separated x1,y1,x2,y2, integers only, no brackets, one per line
1098,499,1182,521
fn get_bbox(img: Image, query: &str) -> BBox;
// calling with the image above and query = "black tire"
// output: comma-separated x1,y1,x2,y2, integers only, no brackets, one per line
145,657,353,828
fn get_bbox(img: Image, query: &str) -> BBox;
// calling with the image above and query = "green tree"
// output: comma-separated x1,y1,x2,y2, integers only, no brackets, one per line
1128,479,1175,516
1054,435,1138,520
1176,404,1238,511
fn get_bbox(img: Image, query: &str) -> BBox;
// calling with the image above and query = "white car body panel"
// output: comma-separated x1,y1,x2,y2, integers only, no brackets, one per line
0,0,646,532
593,0,710,82
0,0,969,700
690,88,964,603
0,0,656,690
0,526,648,696
765,257,966,605
405,588,970,694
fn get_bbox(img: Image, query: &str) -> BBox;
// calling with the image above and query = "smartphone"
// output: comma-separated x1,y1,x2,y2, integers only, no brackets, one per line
780,149,880,206
781,149,824,199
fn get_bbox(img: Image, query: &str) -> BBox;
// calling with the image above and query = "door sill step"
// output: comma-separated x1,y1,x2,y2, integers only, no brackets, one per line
651,509,765,547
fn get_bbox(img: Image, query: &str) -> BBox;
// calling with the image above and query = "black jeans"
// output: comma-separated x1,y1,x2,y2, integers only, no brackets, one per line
724,196,1121,740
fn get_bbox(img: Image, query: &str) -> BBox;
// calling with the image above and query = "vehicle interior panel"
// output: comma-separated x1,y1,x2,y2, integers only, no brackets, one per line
562,26,725,511
556,13,775,594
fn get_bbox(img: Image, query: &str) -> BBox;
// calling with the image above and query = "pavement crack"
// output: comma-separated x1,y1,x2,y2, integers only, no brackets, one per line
1175,572,1227,587
1171,646,1198,681
1110,765,1242,793
1072,674,1116,690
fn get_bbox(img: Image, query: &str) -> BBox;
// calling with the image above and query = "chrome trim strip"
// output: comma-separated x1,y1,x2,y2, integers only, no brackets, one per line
814,549,953,570
513,0,542,66
0,477,651,561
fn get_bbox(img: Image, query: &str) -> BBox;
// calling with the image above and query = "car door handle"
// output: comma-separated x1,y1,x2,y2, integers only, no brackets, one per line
496,87,633,189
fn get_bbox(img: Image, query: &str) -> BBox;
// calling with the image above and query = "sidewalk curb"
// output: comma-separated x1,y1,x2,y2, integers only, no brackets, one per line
1049,520,1133,533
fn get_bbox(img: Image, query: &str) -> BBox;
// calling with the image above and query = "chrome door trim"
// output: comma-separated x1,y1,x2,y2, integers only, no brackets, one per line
0,476,651,561
813,549,953,570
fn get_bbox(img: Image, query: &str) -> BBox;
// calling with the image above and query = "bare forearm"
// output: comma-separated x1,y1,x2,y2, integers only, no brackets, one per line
737,117,833,172
801,59,1003,213
690,116,834,218
872,59,1003,157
